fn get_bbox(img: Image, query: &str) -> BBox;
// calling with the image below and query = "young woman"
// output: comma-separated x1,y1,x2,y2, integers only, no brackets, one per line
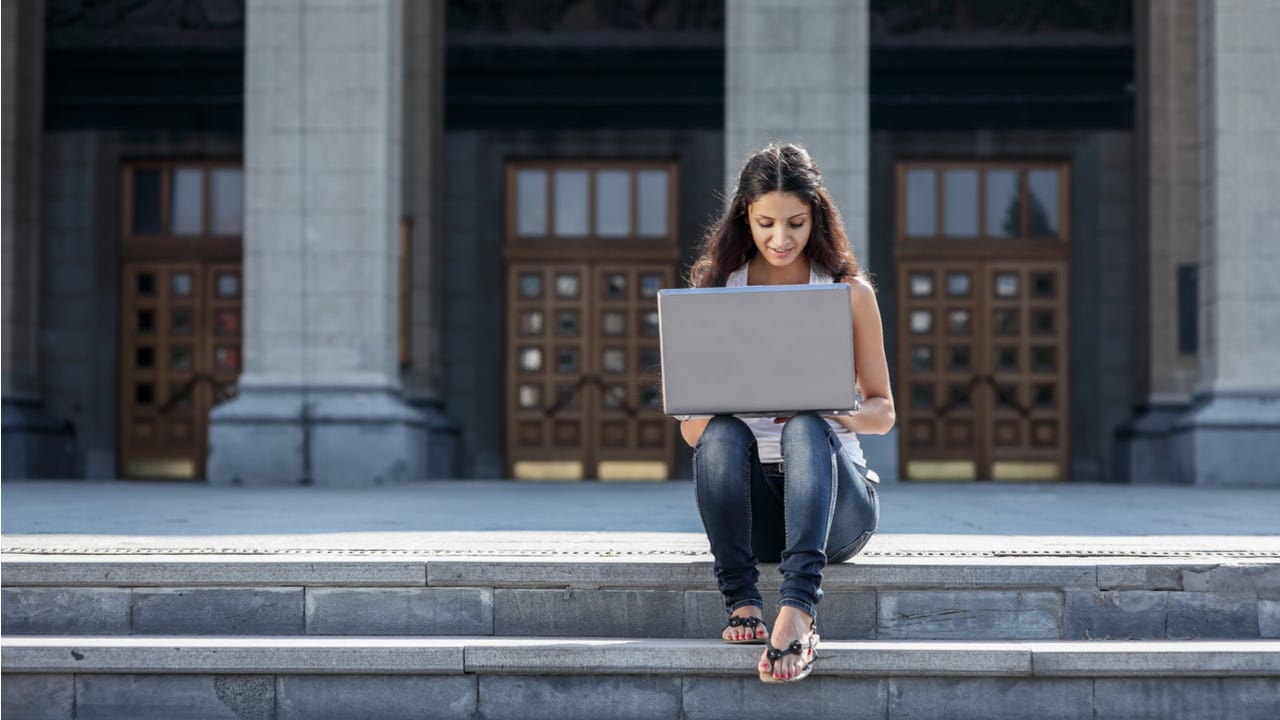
682,142,894,683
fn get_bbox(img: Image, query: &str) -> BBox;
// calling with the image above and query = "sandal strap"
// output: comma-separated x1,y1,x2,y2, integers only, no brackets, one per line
765,640,803,661
764,625,819,663
727,615,762,630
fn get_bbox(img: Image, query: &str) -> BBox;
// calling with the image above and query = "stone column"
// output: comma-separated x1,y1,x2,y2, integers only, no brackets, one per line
725,0,868,261
724,0,897,479
1119,0,1202,483
400,0,457,477
1,0,71,479
209,0,427,485
1171,0,1280,485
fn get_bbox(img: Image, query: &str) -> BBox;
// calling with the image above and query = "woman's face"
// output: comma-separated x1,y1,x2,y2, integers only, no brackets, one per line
747,191,811,268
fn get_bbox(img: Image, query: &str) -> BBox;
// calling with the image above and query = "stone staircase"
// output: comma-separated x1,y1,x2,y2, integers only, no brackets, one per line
3,552,1279,718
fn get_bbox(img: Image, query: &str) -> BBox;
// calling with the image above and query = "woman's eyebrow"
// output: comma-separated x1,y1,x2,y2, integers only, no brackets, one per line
754,212,808,220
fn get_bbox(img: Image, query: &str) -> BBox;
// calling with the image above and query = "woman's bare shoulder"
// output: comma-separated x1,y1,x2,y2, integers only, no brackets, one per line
840,275,878,303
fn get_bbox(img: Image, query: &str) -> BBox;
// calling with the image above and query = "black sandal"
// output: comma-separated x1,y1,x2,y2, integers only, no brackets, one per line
759,624,820,683
722,614,769,644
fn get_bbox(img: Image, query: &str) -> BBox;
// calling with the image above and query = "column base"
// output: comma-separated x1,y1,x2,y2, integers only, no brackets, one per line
2,396,77,480
1114,403,1192,484
1171,392,1280,486
207,385,428,486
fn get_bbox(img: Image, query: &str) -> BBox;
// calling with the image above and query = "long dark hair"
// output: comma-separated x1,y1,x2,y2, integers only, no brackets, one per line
689,142,864,288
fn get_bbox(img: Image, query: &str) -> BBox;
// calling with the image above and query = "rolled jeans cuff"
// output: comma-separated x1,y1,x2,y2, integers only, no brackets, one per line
778,597,816,618
729,599,765,614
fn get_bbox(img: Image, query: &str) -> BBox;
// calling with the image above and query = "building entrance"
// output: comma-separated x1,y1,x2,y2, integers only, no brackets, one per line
503,161,679,480
895,161,1071,480
118,162,242,479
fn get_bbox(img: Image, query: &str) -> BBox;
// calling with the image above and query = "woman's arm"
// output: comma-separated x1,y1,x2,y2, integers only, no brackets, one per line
680,417,711,447
829,277,896,435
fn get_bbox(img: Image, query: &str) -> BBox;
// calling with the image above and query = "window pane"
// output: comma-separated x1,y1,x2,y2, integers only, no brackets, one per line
516,170,548,236
595,170,630,237
136,272,156,296
556,348,579,374
639,346,660,371
1027,169,1059,237
640,274,662,299
555,273,580,299
520,311,543,335
171,272,193,297
946,272,971,297
985,170,1019,238
518,384,542,409
943,169,978,237
133,169,162,235
603,273,626,300
556,311,579,336
602,348,626,373
910,346,933,371
214,310,240,336
519,348,543,372
554,170,589,237
171,345,193,371
216,273,239,298
909,273,933,297
637,170,668,237
910,310,933,334
170,168,204,235
602,311,626,336
905,169,936,237
210,168,243,235
641,311,659,337
519,273,542,299
995,273,1019,298
214,346,240,373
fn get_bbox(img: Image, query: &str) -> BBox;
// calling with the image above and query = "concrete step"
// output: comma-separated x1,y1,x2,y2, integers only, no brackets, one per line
3,555,1278,641
3,637,1279,719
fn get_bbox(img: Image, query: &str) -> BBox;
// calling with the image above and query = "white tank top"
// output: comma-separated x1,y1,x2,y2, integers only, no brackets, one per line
724,262,867,468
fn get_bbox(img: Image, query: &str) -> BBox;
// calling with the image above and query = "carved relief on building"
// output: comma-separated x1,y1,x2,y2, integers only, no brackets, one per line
447,0,724,45
870,0,1132,46
47,0,245,49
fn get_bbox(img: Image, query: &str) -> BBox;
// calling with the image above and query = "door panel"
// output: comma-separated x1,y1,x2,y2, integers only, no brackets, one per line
119,261,241,479
506,261,674,480
898,260,1069,480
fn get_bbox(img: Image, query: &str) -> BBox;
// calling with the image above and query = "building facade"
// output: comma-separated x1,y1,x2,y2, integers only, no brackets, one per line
3,0,1277,485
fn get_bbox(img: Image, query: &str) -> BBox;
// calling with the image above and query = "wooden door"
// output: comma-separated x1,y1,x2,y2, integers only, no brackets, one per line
119,262,241,478
506,261,675,480
895,161,1071,481
898,260,1069,480
119,161,243,479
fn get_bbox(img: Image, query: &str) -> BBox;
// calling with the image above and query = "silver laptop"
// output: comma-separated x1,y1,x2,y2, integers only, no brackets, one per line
657,284,857,418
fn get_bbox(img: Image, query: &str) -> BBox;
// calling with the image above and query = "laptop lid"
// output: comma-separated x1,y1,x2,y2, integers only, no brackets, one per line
657,283,856,417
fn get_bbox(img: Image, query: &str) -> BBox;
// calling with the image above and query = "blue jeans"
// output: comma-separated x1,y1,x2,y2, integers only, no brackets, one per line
693,413,880,618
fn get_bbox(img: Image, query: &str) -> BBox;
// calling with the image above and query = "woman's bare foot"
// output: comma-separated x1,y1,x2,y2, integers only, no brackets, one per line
758,606,815,681
722,605,768,642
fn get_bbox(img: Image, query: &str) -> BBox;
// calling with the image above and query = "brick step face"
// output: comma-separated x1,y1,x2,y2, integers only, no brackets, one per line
3,584,1276,640
4,673,1279,720
4,560,1278,640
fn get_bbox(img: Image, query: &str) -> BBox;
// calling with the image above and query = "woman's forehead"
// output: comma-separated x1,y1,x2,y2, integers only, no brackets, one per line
749,191,810,216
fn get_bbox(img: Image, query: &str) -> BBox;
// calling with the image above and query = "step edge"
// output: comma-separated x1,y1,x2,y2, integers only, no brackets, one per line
4,638,1278,677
